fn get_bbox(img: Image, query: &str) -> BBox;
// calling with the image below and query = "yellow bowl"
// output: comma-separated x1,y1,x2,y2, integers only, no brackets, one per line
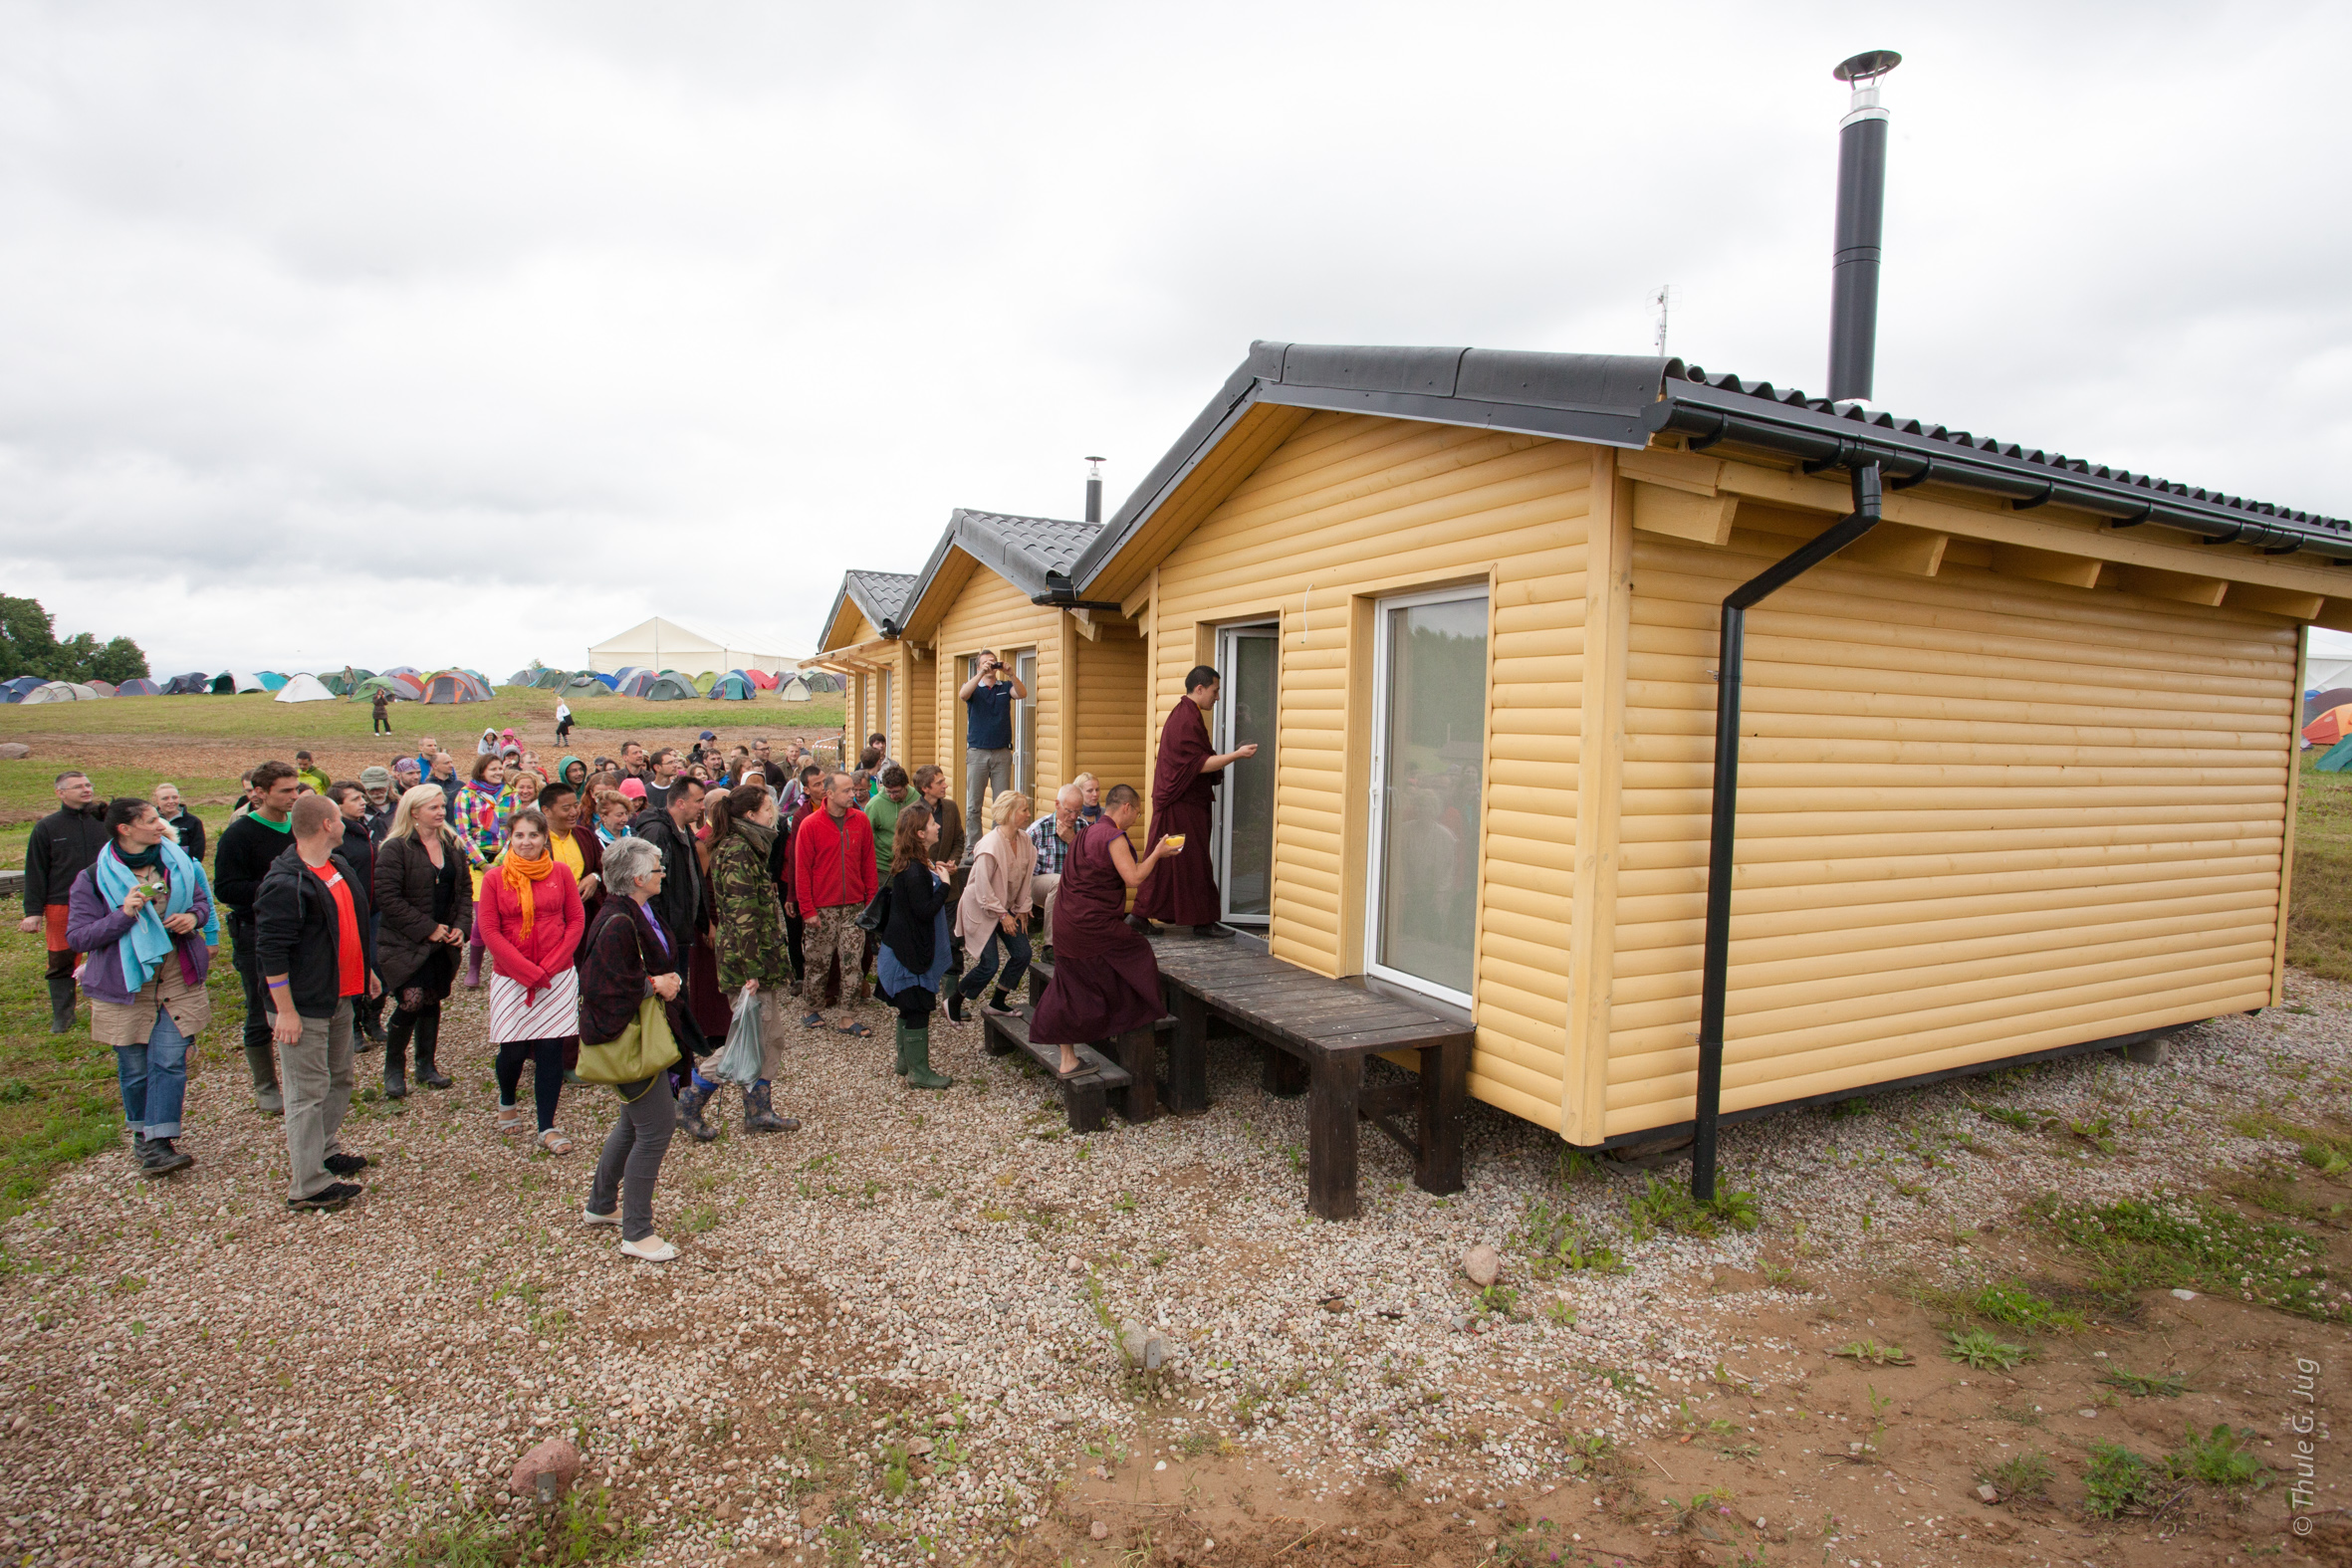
1162,833,1187,849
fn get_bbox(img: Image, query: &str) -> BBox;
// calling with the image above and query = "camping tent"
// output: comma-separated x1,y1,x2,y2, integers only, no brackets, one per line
0,675,43,703
115,678,160,696
354,673,424,702
746,668,779,690
160,673,208,695
691,671,717,695
422,670,489,704
274,673,336,704
2305,704,2352,747
208,671,267,694
778,675,812,703
643,672,700,701
587,616,799,678
85,680,117,697
532,668,567,690
321,668,376,696
254,671,289,691
504,668,536,687
381,666,421,681
614,670,656,698
711,671,755,700
22,682,103,703
564,671,611,692
2307,687,2352,724
798,670,843,693
2320,736,2352,774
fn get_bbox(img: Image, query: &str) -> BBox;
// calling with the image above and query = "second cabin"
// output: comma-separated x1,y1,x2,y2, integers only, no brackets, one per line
1060,340,2340,1149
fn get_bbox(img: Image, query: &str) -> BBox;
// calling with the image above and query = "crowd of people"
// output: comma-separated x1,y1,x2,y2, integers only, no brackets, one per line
16,662,1260,1260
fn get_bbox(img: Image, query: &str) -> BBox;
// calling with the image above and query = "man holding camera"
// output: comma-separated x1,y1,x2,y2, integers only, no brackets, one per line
957,648,1026,839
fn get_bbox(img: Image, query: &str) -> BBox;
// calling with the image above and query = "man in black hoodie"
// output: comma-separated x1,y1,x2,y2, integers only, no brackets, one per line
18,770,109,1033
213,760,301,1114
254,793,378,1212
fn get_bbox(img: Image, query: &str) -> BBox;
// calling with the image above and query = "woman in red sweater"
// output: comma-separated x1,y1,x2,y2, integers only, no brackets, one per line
478,807,586,1154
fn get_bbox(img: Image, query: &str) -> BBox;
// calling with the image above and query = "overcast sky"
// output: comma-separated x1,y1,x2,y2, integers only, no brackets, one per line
3,0,2348,678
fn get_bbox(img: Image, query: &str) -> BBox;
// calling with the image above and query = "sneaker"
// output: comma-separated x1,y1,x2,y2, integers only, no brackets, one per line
619,1234,678,1262
287,1182,361,1213
324,1152,370,1177
582,1207,621,1228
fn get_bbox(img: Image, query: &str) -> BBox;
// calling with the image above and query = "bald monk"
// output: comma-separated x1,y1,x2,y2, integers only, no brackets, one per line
1127,664,1259,939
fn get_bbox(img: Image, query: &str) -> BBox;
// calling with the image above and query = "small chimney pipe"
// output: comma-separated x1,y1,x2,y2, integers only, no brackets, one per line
1827,50,1900,403
1084,456,1105,525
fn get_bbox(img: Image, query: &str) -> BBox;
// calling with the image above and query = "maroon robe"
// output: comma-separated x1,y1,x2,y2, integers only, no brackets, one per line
1131,699,1221,925
1032,819,1165,1044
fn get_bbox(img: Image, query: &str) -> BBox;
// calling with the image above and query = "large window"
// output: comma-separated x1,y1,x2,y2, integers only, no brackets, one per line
1214,622,1279,924
1364,587,1488,1005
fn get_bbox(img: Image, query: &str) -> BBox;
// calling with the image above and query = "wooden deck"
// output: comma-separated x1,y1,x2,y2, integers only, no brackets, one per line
1006,932,1472,1219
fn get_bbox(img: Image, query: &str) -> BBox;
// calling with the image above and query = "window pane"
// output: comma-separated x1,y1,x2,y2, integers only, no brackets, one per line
1016,650,1037,794
1224,633,1278,919
1375,594,1486,996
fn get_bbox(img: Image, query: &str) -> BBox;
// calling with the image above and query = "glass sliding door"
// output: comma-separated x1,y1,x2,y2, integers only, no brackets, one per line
1015,649,1037,794
1214,623,1280,925
1364,587,1488,1006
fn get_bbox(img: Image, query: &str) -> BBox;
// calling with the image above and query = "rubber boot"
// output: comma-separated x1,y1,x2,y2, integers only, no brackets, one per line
357,993,385,1047
903,1023,952,1091
893,1020,913,1077
413,1008,452,1089
744,1079,793,1133
382,1011,413,1100
245,1042,284,1115
47,976,76,1034
675,1076,719,1143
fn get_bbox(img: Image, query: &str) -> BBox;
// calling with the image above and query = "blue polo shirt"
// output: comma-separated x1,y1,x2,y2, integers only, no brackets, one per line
966,681,1014,751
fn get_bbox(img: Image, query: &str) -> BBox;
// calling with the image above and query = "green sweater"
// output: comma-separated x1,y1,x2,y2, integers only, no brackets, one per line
867,789,912,877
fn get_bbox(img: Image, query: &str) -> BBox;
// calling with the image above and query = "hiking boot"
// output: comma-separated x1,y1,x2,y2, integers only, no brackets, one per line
141,1137,194,1178
287,1182,361,1213
324,1152,370,1177
675,1079,720,1143
902,1024,952,1092
46,977,77,1034
744,1079,792,1134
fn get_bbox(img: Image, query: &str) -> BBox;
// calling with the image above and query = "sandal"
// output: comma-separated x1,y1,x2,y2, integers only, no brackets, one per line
801,1011,824,1028
833,1020,872,1037
537,1129,575,1156
1055,1056,1090,1081
494,1106,527,1135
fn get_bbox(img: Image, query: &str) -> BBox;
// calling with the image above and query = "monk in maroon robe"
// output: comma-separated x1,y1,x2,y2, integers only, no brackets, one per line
1030,784,1183,1075
1130,664,1259,936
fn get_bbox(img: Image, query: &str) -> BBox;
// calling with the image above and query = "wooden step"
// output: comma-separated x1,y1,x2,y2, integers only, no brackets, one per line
982,1008,1132,1089
1019,953,1175,1030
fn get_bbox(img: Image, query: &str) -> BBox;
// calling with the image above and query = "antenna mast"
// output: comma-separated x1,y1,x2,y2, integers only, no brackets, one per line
1648,284,1672,356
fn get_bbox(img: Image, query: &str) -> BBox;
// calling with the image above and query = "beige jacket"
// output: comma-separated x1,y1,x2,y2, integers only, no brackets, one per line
955,827,1036,953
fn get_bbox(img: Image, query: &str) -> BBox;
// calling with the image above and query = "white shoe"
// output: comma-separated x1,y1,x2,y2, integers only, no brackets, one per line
619,1234,678,1262
582,1207,620,1228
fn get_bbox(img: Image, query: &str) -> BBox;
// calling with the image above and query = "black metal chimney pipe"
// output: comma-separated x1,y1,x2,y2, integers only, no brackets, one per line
1827,50,1900,403
1084,456,1105,525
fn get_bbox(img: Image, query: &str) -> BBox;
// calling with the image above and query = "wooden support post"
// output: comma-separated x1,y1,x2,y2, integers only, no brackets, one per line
1166,990,1211,1116
1063,1075,1105,1134
1110,1026,1158,1123
982,1016,1018,1057
1263,1042,1309,1098
1305,1052,1363,1222
1415,1036,1469,1196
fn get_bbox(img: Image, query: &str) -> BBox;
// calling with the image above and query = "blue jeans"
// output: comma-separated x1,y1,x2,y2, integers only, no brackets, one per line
116,1005,192,1140
958,925,1032,1001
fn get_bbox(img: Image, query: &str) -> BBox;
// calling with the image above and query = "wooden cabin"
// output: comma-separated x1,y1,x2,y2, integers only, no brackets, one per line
890,509,1149,820
1064,340,2346,1147
811,569,926,769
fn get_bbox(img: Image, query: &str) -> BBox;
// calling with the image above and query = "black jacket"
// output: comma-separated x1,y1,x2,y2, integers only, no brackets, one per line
371,830,473,994
22,803,109,913
880,864,948,977
628,806,706,958
212,811,296,930
338,818,377,898
164,809,207,867
253,843,376,1019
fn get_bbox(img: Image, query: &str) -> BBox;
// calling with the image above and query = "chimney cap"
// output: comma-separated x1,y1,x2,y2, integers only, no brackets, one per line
1833,50,1901,85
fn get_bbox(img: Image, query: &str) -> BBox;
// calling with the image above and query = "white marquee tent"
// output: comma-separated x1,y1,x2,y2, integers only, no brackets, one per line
587,616,800,678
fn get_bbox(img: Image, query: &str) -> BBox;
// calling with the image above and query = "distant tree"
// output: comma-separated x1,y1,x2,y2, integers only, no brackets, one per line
0,596,149,683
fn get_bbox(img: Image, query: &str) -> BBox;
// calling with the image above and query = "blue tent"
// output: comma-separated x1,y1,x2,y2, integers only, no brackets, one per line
711,671,755,701
2318,736,2352,773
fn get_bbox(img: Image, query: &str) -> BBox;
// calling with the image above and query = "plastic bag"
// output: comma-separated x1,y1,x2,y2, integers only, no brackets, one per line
713,984,764,1085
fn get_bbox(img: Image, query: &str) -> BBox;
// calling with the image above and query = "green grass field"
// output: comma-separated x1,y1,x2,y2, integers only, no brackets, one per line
2288,755,2352,984
0,687,843,741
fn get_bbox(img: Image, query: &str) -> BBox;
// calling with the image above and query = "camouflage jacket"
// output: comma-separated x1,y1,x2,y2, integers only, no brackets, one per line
709,822,790,992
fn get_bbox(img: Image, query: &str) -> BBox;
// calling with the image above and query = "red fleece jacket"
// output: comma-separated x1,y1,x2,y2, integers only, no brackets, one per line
793,805,875,912
476,863,585,994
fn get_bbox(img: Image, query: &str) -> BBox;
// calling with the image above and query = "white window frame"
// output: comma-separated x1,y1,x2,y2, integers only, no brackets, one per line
1362,583,1488,1009
1214,620,1281,927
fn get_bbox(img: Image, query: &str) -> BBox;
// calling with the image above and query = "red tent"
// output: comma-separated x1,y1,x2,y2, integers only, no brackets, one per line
2304,704,2352,746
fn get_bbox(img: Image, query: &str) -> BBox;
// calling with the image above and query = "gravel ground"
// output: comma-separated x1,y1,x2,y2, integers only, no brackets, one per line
2,971,2348,1567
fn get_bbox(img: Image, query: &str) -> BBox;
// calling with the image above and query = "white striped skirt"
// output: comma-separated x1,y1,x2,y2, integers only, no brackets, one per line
487,968,581,1044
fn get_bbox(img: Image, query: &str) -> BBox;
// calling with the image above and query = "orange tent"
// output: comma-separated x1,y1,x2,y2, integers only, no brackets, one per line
2303,704,2352,746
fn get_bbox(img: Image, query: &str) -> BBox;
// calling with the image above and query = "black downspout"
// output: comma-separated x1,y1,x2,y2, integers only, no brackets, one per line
1691,461,1882,1202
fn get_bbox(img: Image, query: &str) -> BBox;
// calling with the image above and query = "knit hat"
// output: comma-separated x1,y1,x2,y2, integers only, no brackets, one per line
358,766,392,787
618,778,646,800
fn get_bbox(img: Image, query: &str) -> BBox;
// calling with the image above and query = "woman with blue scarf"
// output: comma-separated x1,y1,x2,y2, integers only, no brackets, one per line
65,796,219,1176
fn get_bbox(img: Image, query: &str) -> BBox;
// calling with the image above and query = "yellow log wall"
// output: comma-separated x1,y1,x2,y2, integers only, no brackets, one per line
1072,630,1149,800
1603,521,2296,1139
1146,411,1593,1129
930,568,1066,814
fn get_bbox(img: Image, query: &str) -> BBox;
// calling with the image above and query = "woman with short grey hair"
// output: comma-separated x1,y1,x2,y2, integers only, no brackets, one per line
579,834,683,1261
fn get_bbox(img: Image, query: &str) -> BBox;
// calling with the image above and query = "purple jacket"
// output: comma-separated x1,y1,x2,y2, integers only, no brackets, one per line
64,864,214,1008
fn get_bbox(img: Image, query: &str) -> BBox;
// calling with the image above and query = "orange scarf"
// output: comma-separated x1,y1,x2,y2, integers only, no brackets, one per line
500,849,555,937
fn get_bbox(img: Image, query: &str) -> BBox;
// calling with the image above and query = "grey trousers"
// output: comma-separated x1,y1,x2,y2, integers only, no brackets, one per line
964,747,1013,837
1030,871,1061,947
590,1075,678,1242
278,999,354,1200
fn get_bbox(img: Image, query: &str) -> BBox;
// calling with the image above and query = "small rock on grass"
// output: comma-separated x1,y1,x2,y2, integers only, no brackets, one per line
1461,1243,1501,1287
506,1437,581,1498
1090,1521,1110,1540
1977,1483,2000,1504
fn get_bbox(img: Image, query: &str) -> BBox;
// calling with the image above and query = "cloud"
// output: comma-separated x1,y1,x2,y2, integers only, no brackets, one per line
0,0,2344,679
